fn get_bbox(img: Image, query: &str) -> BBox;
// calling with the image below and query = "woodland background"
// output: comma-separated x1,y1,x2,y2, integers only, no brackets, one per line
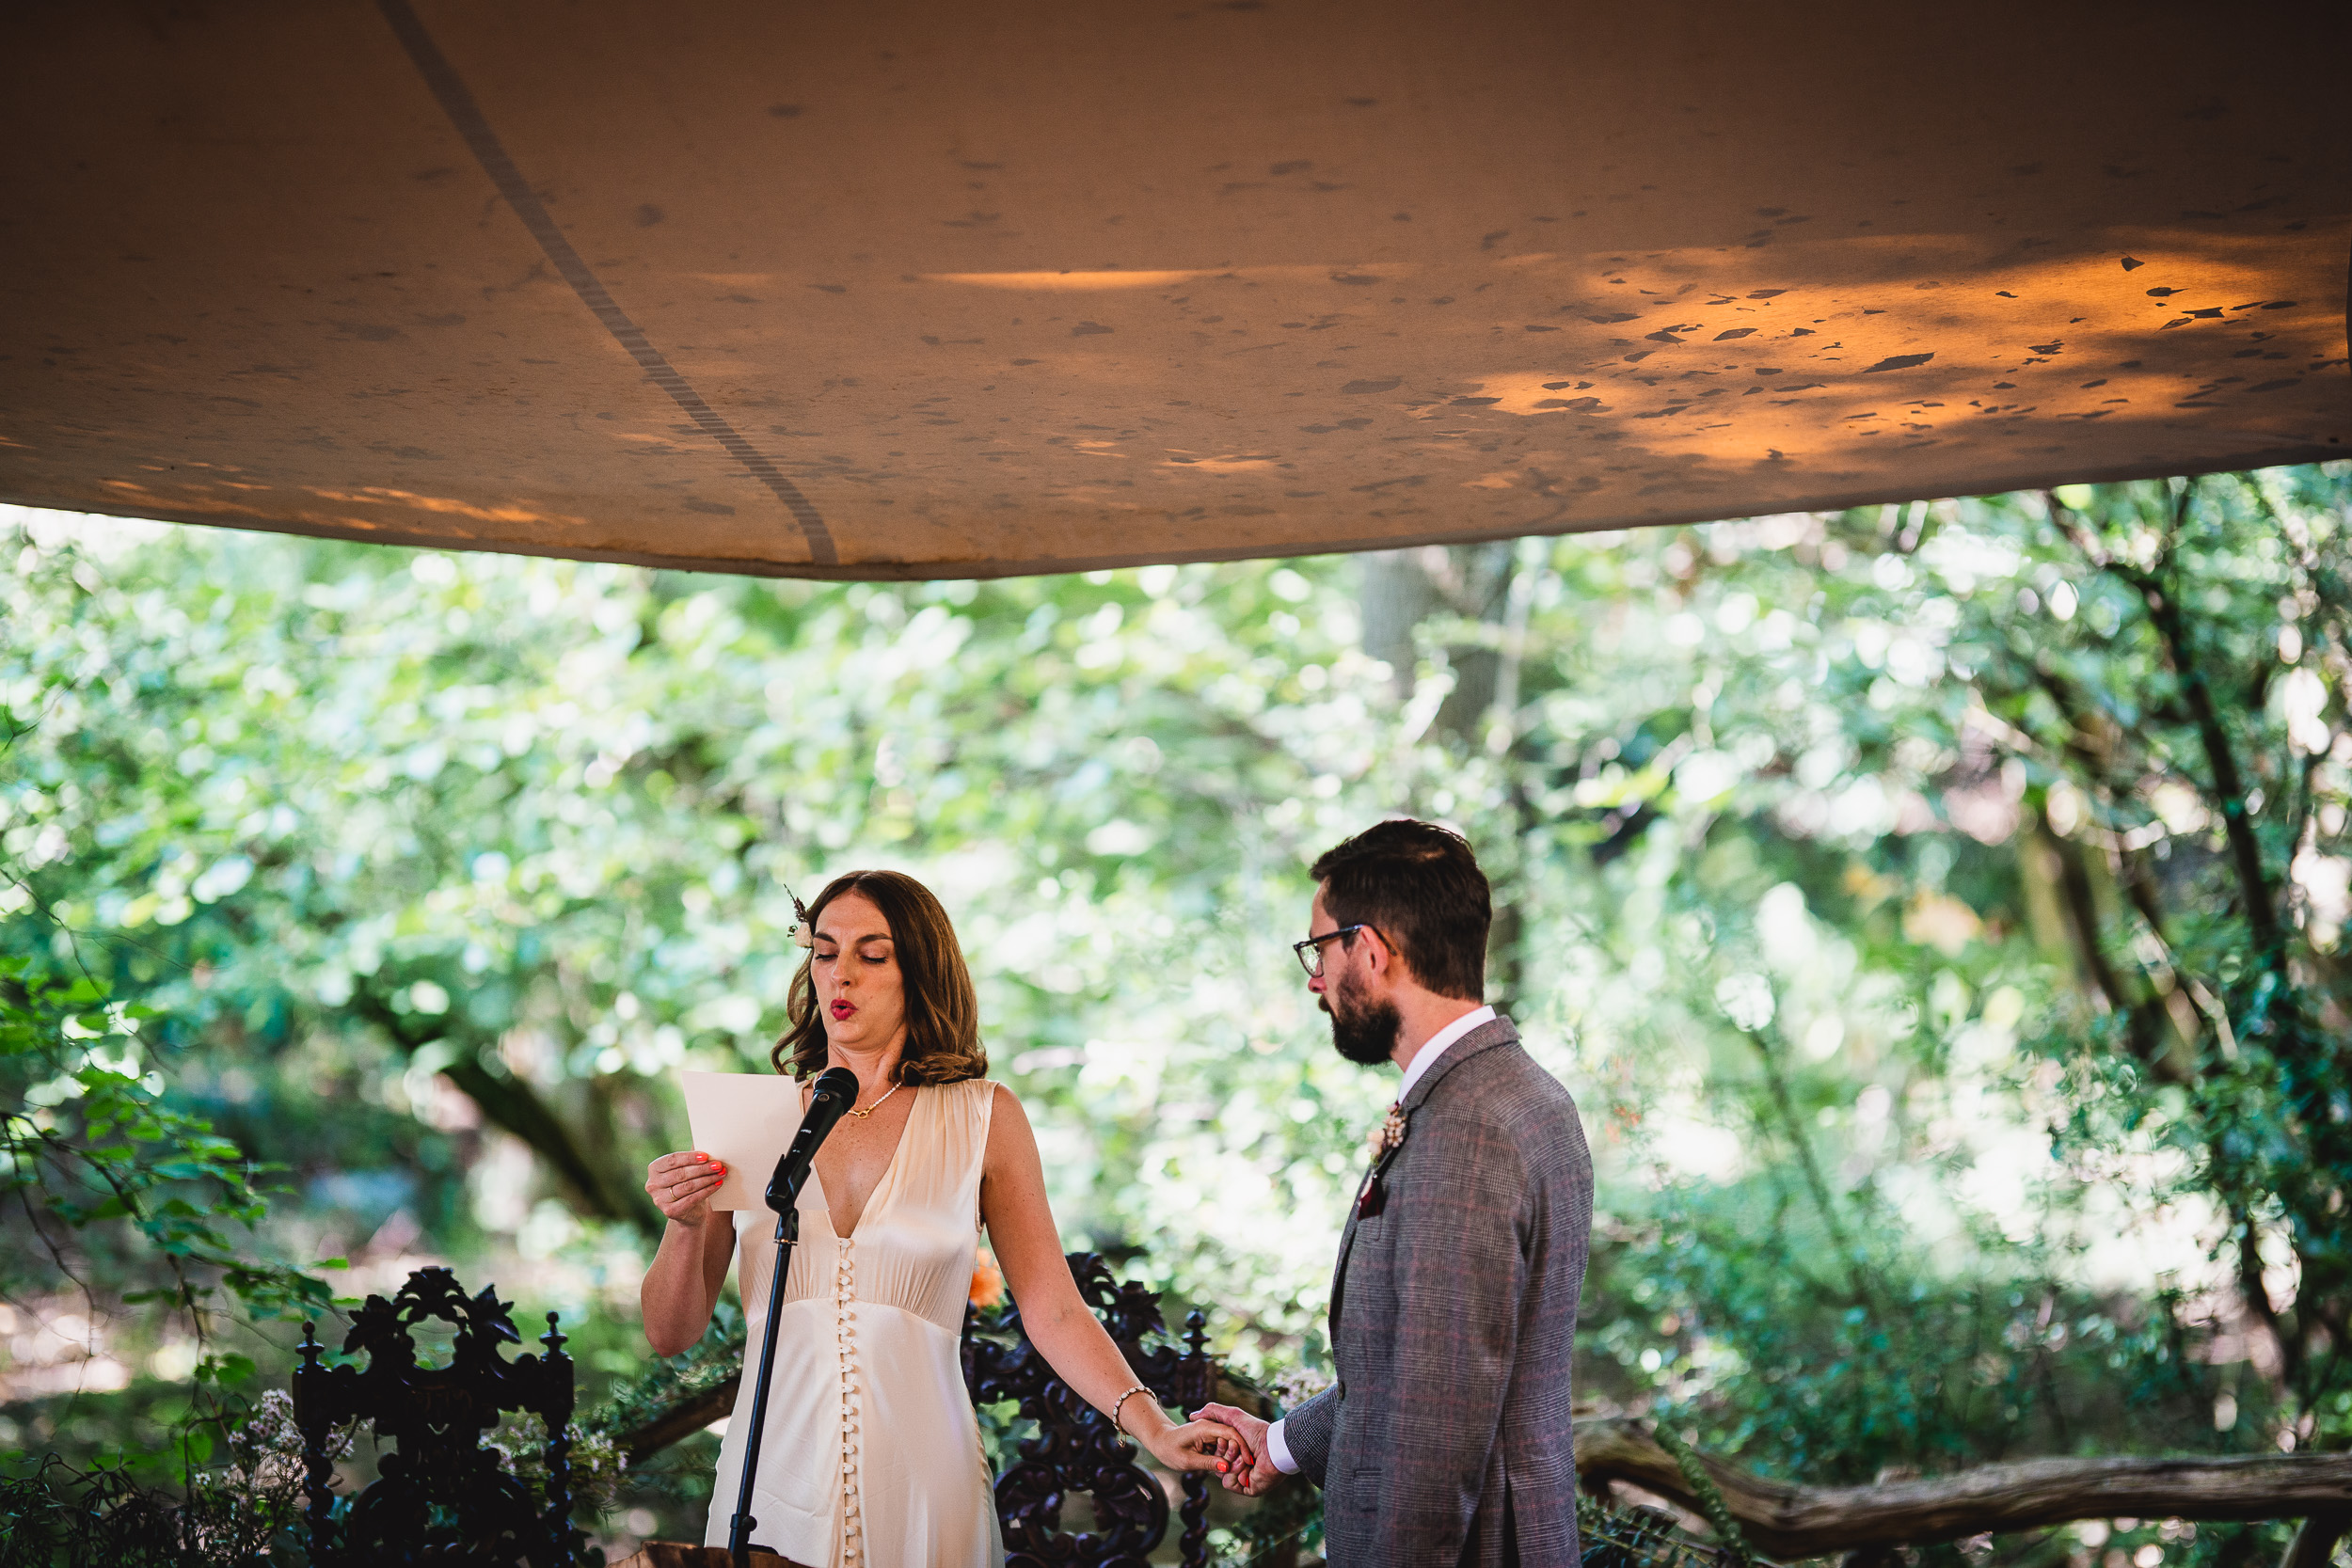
3,464,2348,1562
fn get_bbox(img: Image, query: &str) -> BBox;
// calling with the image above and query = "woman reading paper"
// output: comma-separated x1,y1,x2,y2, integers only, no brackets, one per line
640,869,1238,1567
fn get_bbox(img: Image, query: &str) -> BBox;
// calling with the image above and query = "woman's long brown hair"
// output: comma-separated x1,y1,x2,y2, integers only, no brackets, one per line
771,869,989,1085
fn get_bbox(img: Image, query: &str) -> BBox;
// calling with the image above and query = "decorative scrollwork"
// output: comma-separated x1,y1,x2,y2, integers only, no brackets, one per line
293,1265,583,1568
1175,1311,1213,1566
961,1252,1216,1568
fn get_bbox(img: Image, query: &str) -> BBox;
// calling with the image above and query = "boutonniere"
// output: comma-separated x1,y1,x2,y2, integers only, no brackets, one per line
1364,1103,1406,1163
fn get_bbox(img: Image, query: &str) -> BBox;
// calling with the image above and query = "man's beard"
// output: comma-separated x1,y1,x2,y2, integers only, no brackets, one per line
1323,976,1401,1066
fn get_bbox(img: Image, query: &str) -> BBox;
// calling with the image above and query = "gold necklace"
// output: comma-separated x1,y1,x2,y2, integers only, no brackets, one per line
842,1080,904,1120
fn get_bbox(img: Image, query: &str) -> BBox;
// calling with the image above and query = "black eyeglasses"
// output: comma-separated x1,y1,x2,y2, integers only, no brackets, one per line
1292,925,1380,978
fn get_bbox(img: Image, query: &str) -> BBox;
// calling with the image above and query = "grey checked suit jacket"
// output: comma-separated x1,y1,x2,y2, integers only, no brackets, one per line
1281,1016,1593,1568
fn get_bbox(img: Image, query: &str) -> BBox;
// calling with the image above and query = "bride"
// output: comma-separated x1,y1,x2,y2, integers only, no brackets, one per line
640,869,1237,1567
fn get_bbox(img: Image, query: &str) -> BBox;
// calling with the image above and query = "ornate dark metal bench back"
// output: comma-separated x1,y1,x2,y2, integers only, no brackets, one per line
961,1251,1218,1568
293,1265,583,1568
289,1256,1218,1567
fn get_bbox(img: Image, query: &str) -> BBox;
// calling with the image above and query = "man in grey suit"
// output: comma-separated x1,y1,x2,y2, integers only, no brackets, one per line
1195,818,1593,1566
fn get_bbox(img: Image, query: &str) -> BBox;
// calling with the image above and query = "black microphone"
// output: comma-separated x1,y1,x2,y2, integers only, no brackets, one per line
766,1066,861,1214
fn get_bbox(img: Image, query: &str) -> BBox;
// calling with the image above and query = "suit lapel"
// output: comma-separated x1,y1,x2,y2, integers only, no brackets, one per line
1326,1134,1401,1338
1327,1176,1368,1337
1326,1015,1520,1343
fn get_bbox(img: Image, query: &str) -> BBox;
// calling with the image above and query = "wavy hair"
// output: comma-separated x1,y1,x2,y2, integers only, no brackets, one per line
771,869,989,1085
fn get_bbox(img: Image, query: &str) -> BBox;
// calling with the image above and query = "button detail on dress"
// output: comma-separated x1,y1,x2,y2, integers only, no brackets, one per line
834,1236,866,1567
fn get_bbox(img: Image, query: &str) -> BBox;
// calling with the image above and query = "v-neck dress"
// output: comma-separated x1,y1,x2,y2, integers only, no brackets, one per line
705,1077,1003,1568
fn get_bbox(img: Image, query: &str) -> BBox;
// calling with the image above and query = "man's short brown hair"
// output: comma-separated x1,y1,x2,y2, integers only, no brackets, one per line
1310,819,1490,1002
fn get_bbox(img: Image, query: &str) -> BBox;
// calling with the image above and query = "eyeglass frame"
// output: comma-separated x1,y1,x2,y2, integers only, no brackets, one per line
1292,923,1385,978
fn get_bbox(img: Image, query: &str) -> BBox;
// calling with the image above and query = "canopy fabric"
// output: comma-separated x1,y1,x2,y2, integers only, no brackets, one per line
4,1,2345,579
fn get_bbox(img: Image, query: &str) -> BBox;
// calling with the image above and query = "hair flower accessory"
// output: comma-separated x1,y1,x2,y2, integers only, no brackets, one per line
787,879,814,948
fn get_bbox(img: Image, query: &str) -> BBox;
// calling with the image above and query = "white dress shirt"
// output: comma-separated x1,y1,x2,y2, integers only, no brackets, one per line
1263,1004,1496,1474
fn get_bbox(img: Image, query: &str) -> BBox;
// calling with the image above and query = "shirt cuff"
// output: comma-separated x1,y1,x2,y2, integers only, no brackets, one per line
1264,1417,1301,1475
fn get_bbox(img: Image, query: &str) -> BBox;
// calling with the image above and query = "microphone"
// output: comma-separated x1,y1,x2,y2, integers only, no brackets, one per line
766,1066,861,1215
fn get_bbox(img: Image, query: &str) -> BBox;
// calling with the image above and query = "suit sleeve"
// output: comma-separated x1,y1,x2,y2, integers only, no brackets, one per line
1386,1121,1530,1552
1276,1385,1337,1487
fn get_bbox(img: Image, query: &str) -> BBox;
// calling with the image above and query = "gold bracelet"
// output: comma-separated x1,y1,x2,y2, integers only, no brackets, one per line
1107,1383,1153,1435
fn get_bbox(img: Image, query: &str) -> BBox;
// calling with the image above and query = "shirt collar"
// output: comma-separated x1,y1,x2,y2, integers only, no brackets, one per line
1395,1005,1496,1104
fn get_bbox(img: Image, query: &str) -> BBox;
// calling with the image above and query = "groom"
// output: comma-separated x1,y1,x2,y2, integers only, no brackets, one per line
1196,818,1593,1566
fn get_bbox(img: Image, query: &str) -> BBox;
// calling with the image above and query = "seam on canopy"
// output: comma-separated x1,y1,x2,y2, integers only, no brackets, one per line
373,0,839,567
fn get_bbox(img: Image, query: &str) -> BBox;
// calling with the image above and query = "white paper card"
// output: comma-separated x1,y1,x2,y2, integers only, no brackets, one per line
679,1070,807,1211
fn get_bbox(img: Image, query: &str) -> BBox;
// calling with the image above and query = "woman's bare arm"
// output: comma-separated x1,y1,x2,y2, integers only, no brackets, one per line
981,1085,1238,1476
640,1150,738,1356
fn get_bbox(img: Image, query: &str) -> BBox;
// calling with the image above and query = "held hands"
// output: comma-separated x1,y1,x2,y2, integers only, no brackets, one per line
1189,1402,1279,1496
645,1150,728,1225
1126,1407,1251,1481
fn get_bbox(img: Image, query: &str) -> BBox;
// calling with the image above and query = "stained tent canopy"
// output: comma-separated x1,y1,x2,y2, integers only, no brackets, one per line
3,1,2345,580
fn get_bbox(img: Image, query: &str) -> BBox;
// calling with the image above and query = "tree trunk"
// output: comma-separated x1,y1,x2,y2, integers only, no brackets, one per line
1354,541,1539,1014
1574,1417,2352,1559
1359,549,1436,696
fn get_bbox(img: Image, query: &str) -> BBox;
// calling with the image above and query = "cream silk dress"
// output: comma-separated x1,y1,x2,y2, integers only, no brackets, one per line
705,1077,1005,1568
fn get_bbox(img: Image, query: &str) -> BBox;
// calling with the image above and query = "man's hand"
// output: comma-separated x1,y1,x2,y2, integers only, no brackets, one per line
1190,1402,1279,1497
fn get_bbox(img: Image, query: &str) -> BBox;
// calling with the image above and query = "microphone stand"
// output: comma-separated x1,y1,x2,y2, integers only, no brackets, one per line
726,1199,798,1568
727,1064,856,1568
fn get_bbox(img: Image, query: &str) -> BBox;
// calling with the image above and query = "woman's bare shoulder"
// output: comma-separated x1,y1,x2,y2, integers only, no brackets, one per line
985,1079,1041,1118
979,1081,1040,1162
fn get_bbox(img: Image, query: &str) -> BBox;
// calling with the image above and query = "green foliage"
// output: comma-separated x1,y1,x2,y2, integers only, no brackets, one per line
1590,1194,2233,1484
0,1389,323,1566
0,1457,278,1567
579,1298,741,1525
1651,1421,1757,1568
585,1300,744,1452
0,1385,628,1566
1490,474,2352,1488
1953,476,2352,1433
0,947,334,1478
0,958,331,1325
1208,1474,1324,1567
485,1409,628,1520
2,466,2347,1560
